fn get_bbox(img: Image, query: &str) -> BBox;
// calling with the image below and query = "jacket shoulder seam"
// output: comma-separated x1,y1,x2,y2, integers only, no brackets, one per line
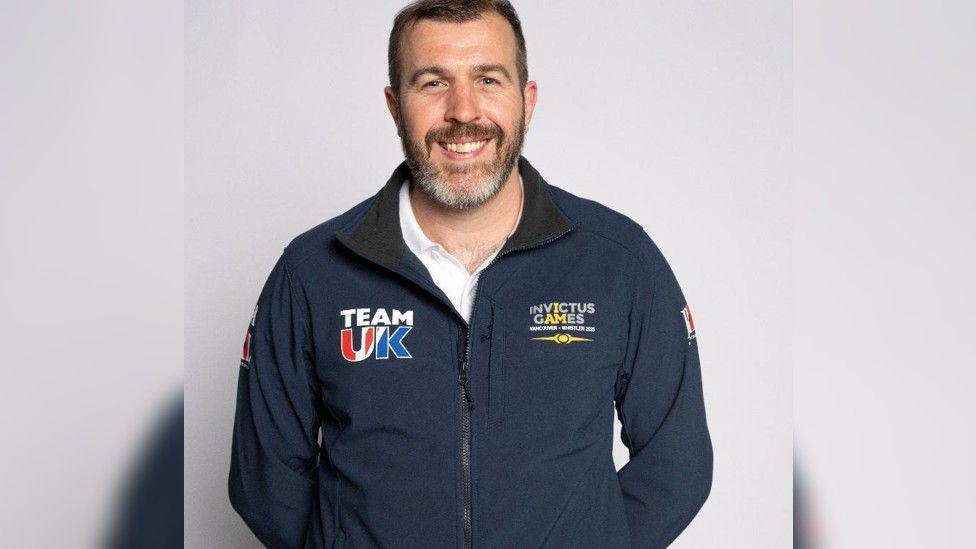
574,223,637,260
280,255,315,355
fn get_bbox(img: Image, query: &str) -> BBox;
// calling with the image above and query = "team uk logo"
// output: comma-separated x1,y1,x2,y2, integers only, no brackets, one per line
339,308,413,362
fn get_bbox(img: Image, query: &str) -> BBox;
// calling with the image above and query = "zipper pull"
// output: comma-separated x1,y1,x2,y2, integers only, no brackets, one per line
458,364,474,411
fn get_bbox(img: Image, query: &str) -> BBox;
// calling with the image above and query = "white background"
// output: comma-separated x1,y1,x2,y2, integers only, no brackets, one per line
185,1,791,547
0,2,183,547
794,1,976,547
3,1,972,548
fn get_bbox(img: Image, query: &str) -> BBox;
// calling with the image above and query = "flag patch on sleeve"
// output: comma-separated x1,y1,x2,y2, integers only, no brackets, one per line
240,304,258,369
680,303,696,341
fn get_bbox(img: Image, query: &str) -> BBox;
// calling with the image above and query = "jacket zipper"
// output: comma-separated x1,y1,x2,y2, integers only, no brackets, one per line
336,222,575,549
457,224,574,549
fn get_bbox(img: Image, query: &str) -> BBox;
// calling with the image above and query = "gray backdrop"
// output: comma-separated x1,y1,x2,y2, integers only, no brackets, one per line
186,1,792,547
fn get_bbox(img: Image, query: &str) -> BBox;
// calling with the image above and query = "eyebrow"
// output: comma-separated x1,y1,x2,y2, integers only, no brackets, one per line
407,63,513,87
473,63,512,82
408,65,448,87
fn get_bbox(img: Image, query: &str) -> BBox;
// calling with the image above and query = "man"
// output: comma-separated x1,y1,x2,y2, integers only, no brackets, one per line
228,1,712,548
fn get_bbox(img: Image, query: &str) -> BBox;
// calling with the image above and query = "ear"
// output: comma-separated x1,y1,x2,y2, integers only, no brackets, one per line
384,86,402,136
522,80,538,132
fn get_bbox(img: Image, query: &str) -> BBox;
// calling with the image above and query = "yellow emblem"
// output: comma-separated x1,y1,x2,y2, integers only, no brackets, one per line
530,332,594,344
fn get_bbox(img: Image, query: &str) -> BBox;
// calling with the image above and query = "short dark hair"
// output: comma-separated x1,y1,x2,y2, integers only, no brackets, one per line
388,0,528,95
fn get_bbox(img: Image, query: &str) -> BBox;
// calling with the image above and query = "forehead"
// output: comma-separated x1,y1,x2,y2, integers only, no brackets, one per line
401,11,518,70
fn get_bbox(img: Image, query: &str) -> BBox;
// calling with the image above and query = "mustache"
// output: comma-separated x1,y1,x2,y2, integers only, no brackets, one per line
425,122,504,151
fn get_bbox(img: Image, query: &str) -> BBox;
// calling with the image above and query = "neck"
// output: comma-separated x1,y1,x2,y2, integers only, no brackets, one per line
409,168,523,273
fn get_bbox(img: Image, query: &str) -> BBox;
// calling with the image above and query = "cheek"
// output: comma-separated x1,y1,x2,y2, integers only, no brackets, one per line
483,97,523,129
401,99,443,137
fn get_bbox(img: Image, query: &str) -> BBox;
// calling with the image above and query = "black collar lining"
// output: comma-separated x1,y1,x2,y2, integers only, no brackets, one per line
336,156,574,269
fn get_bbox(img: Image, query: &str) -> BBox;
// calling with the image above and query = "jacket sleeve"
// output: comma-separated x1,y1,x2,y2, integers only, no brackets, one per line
229,254,322,549
614,229,713,548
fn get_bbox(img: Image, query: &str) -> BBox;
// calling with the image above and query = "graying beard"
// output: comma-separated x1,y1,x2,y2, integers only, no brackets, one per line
413,164,506,211
399,110,524,211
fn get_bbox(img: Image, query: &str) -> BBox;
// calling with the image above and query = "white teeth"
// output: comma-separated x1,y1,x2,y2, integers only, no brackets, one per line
443,140,487,154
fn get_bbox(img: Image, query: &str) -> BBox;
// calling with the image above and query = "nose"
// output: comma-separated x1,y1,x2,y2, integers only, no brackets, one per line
444,82,480,124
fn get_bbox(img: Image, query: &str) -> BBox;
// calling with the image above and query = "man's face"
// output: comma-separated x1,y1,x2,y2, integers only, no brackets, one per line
385,12,537,210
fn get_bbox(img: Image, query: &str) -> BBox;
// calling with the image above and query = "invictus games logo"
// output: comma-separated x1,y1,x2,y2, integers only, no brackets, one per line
339,308,413,362
528,301,596,344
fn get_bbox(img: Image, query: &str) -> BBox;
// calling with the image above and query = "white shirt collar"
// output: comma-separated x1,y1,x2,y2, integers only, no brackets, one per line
399,180,441,255
399,176,524,258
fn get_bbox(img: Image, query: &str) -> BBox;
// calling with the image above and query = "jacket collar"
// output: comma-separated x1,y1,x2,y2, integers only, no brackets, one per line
335,156,575,270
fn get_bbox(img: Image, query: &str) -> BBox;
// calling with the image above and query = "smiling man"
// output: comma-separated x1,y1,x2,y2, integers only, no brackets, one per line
384,2,533,285
229,2,713,548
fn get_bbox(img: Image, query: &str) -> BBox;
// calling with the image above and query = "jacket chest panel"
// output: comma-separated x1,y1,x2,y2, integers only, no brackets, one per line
308,276,460,429
478,255,630,433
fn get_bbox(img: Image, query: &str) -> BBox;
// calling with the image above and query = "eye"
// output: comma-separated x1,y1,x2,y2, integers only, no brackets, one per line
423,80,445,89
481,77,499,85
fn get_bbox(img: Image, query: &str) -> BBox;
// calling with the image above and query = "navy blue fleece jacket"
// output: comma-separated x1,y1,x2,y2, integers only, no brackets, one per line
229,157,712,548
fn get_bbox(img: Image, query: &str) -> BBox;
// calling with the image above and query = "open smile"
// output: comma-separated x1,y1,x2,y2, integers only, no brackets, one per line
437,138,491,160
